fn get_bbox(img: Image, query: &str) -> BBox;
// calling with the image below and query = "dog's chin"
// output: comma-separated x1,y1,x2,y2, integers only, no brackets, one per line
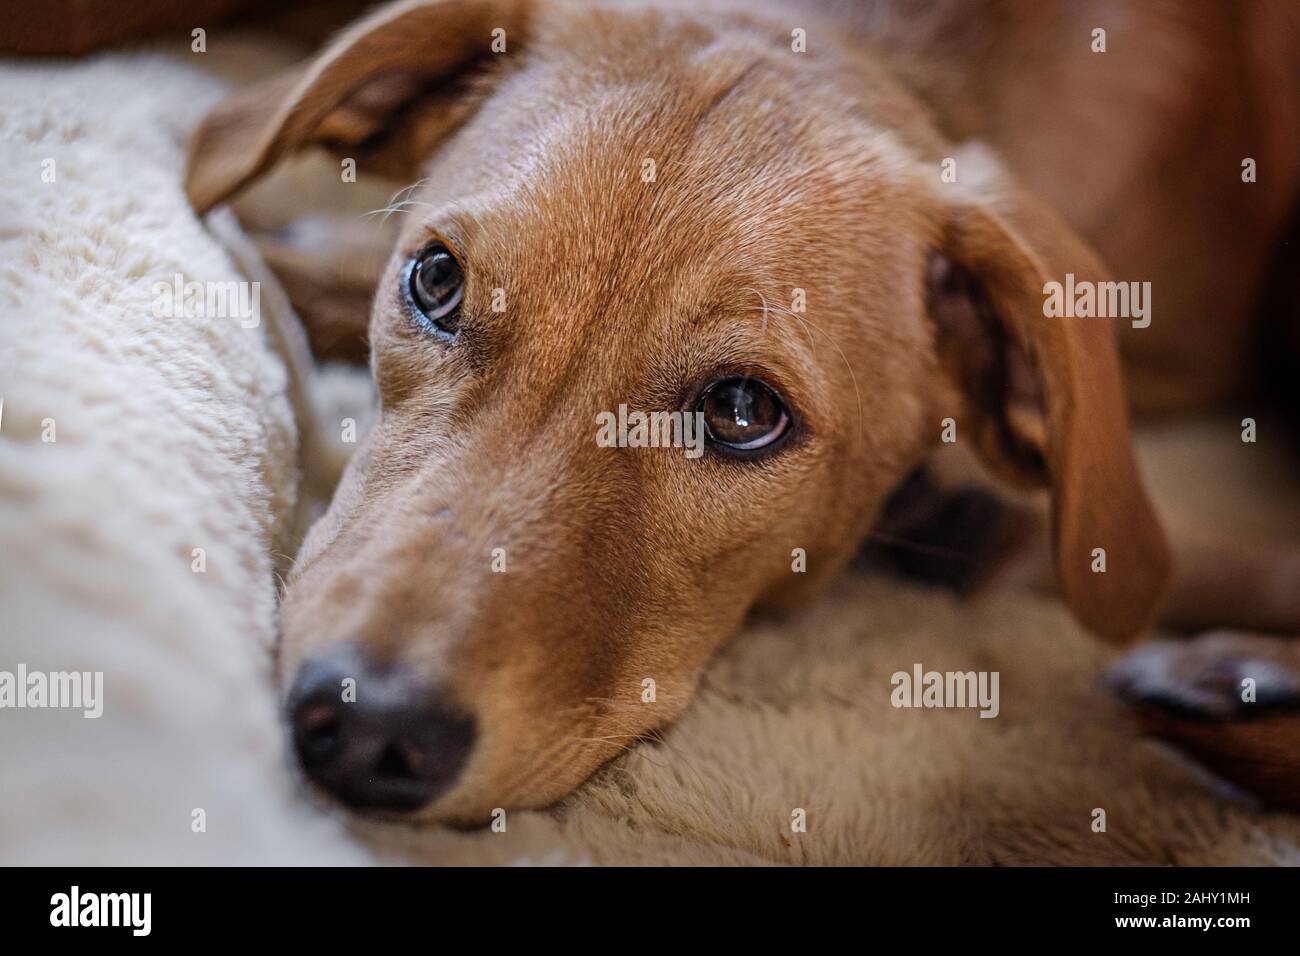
356,776,579,830
341,794,491,830
291,758,491,827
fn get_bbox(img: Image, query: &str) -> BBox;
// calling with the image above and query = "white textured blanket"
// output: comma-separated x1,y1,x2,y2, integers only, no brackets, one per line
0,55,360,864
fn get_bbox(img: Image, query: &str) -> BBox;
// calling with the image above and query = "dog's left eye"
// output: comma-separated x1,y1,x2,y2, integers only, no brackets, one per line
407,243,464,336
698,377,791,453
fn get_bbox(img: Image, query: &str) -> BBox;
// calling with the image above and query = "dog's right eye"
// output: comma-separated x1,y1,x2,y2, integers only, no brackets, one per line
697,376,791,455
406,243,464,338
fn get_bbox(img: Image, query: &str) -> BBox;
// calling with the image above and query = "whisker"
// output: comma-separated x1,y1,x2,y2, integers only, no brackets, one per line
363,178,434,225
742,295,816,356
741,299,863,438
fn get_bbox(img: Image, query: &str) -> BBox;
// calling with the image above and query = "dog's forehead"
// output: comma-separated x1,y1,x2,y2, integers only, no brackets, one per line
415,11,897,225
410,48,899,298
386,20,922,404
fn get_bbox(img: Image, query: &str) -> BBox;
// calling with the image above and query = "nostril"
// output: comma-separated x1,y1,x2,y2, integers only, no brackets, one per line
293,701,342,766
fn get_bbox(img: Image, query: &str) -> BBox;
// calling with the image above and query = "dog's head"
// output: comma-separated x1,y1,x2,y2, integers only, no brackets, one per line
188,0,1168,822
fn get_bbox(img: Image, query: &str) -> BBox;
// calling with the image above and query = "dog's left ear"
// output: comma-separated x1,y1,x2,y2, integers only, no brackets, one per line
186,0,531,214
926,162,1170,643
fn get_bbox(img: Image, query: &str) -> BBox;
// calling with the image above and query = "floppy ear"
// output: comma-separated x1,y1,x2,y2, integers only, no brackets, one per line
926,163,1170,643
185,0,530,214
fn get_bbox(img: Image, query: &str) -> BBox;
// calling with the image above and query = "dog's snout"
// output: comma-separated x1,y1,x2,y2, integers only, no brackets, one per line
287,649,476,813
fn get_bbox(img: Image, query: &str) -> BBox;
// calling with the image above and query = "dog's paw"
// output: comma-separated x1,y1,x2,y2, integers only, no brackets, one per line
1104,631,1300,721
1103,632,1300,810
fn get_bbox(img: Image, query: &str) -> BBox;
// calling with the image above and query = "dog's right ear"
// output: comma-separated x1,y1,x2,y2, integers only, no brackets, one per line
925,150,1170,644
186,0,530,214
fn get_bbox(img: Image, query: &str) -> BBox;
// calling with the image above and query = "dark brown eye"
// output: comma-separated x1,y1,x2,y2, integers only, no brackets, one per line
407,244,464,335
697,376,791,452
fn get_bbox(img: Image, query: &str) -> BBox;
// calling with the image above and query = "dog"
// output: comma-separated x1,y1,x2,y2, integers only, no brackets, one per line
185,0,1300,822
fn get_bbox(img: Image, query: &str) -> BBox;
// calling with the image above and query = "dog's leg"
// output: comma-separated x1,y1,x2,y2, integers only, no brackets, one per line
992,502,1300,808
947,485,1300,635
944,494,1300,806
1107,530,1300,809
1154,524,1300,634
1106,631,1300,810
250,213,394,363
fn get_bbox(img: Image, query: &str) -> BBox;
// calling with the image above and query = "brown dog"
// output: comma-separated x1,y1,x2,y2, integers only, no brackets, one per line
186,0,1300,822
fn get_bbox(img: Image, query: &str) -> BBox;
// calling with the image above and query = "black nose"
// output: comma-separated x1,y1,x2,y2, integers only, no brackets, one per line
287,649,476,812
